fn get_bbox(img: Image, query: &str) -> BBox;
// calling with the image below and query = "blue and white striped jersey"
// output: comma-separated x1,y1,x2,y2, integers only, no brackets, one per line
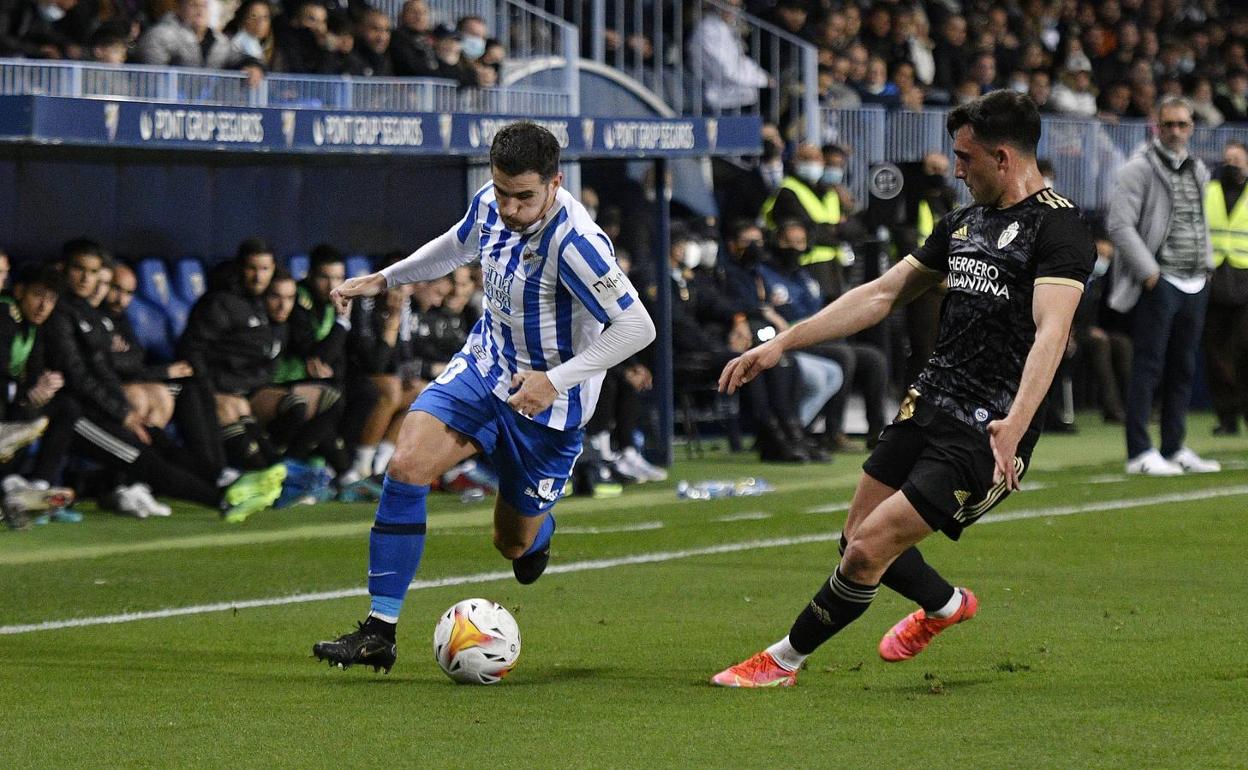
450,182,640,431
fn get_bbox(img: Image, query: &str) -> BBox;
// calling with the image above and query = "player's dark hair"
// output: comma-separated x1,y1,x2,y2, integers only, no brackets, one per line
236,237,274,261
61,237,104,264
947,89,1042,155
14,263,65,294
309,243,344,272
490,122,560,180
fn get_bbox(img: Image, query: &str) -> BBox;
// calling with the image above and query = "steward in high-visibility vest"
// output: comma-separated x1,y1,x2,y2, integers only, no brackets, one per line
1206,179,1248,269
760,175,846,266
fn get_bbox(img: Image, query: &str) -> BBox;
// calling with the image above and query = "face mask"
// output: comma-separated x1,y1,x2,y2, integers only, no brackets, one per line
461,35,486,59
1222,165,1246,184
821,167,845,186
796,162,825,185
697,240,718,270
679,243,700,270
925,172,946,189
1010,78,1029,93
740,242,764,265
1092,257,1110,278
774,246,803,267
40,3,65,21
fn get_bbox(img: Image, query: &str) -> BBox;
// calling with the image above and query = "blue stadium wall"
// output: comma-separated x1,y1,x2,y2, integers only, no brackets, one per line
0,148,467,262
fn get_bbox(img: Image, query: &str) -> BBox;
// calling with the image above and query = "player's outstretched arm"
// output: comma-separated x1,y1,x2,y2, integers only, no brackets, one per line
331,273,387,314
987,282,1082,490
719,259,941,394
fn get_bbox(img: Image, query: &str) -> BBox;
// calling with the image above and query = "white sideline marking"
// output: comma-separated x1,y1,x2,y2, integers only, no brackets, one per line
560,522,665,535
805,502,850,514
713,512,772,522
3,485,1247,636
1087,474,1128,484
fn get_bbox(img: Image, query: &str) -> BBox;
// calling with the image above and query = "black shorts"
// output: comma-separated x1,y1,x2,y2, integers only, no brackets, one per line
862,393,1037,541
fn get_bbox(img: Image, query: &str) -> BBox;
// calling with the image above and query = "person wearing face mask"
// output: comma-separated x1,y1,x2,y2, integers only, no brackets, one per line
668,225,822,463
1202,140,1248,435
0,0,82,58
761,143,855,301
756,220,888,453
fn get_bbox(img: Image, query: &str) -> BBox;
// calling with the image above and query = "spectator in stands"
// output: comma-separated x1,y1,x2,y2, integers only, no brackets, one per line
325,12,358,74
1051,65,1098,117
427,23,479,87
104,262,224,476
1107,97,1219,476
663,227,820,463
0,0,81,59
1126,77,1158,120
967,51,998,94
0,266,78,528
895,6,935,87
225,0,274,68
347,8,393,77
180,238,284,472
931,13,969,95
1215,69,1248,124
1203,140,1248,435
455,14,487,64
856,55,899,107
758,220,887,451
137,0,262,83
820,55,862,108
1189,76,1225,127
390,0,434,77
688,0,771,112
1097,81,1132,123
88,21,129,63
1028,69,1056,113
274,0,332,74
761,142,856,301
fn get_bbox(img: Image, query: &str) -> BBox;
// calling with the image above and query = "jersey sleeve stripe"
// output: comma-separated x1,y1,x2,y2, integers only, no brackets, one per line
594,232,615,257
904,254,940,273
558,263,611,323
455,185,491,244
617,293,634,311
1034,276,1085,291
572,235,612,277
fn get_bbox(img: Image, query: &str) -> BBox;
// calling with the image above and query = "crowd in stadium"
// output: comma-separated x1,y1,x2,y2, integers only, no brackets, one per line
3,1,1246,128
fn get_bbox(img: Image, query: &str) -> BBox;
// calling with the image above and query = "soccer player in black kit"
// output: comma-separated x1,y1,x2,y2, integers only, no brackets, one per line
711,89,1096,687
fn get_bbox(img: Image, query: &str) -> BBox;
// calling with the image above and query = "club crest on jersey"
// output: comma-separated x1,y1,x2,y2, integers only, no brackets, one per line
997,221,1020,249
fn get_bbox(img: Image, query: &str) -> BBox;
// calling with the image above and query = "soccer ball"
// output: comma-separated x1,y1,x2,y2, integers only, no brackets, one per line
432,598,521,684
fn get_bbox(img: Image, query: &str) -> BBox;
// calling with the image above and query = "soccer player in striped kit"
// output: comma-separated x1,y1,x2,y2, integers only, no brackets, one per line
314,122,656,673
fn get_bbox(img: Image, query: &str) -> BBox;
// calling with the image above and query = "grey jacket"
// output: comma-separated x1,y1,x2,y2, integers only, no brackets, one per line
1106,142,1213,312
137,13,253,69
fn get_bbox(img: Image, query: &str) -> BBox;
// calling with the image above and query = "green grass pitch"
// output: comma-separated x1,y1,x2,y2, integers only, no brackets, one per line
2,414,1246,768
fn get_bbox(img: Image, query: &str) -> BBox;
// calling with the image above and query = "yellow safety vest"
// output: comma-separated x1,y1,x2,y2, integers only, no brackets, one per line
917,199,934,248
1206,180,1248,269
760,176,844,266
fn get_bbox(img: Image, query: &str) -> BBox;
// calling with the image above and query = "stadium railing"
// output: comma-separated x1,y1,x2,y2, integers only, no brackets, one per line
825,105,1248,212
547,0,820,141
0,58,573,114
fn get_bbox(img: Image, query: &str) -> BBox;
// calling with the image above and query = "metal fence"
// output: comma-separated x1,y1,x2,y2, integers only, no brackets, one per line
0,58,572,115
372,0,581,114
833,106,1248,212
544,0,820,139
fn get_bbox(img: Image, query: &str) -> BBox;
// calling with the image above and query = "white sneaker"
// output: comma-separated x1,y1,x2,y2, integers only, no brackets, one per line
1165,447,1221,473
128,483,172,517
0,417,48,461
109,485,148,518
1125,449,1184,476
619,447,669,482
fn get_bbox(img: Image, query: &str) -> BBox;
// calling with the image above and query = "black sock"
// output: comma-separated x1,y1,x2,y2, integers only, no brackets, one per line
363,614,396,642
289,396,344,461
787,567,879,655
222,421,265,470
841,534,955,615
267,394,307,449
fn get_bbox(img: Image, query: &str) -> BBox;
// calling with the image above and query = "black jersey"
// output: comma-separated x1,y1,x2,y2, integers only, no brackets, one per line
905,187,1095,431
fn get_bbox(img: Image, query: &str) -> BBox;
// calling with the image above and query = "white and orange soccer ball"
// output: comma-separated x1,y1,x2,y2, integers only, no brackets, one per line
432,598,521,684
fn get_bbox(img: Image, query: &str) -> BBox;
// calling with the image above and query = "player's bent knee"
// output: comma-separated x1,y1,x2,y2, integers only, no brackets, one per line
386,447,439,487
492,531,529,560
840,539,888,581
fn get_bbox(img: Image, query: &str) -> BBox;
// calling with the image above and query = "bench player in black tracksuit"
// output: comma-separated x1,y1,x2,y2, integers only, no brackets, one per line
45,239,283,521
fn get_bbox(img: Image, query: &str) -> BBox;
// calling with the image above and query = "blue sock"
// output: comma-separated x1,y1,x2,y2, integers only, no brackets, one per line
520,513,555,557
367,476,429,622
